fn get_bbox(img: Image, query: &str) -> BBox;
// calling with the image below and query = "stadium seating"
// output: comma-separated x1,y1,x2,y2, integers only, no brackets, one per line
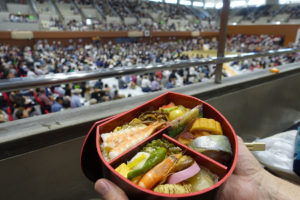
35,0,57,20
0,11,10,22
256,17,269,24
272,13,289,23
6,3,32,14
55,0,82,24
0,1,300,31
0,2,39,30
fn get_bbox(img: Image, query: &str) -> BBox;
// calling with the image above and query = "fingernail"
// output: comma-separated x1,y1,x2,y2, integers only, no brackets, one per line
95,179,109,196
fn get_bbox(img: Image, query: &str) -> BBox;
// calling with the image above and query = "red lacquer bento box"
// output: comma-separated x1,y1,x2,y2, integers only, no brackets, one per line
81,92,238,200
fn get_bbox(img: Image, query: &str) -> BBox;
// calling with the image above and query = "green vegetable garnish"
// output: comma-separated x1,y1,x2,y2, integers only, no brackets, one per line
127,147,167,180
168,125,185,138
143,139,181,152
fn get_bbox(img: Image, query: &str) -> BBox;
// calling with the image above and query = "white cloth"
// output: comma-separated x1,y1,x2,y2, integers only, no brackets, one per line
253,130,300,183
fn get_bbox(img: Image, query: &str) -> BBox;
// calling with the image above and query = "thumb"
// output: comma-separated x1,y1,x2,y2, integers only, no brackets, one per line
94,178,129,200
234,136,262,176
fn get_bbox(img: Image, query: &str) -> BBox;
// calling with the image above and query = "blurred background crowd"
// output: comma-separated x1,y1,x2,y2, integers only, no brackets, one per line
0,33,299,122
0,0,300,122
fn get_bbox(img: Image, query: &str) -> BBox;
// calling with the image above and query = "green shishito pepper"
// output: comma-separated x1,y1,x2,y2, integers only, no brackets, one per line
127,147,167,180
168,125,185,138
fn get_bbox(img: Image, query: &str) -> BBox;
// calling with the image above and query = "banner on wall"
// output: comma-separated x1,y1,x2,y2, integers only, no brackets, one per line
128,31,143,37
11,31,33,39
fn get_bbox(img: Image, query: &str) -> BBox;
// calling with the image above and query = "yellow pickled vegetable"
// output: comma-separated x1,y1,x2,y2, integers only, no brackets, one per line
115,163,130,177
127,153,147,169
190,118,223,135
169,109,184,121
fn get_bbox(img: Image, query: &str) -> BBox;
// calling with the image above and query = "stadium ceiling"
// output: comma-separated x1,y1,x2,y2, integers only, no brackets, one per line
147,0,300,8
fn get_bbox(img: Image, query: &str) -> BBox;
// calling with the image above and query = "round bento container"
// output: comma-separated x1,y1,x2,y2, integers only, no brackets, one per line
81,92,238,200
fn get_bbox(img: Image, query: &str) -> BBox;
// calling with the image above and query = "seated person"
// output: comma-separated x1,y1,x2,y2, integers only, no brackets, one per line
141,75,151,92
91,88,102,102
51,96,64,112
71,88,82,108
0,110,7,123
62,98,71,110
38,88,53,111
15,108,30,119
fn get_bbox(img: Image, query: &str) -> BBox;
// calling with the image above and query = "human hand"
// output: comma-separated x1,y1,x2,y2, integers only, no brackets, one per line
216,136,266,200
94,178,128,200
216,136,300,200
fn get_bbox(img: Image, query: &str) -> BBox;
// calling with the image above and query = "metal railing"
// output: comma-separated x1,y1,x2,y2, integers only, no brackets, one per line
0,48,299,92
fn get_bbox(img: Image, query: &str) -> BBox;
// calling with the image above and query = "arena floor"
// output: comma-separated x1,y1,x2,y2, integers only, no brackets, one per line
98,50,241,102
182,50,238,58
183,50,239,76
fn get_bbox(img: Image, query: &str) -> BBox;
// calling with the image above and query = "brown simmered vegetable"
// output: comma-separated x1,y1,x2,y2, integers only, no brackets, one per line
138,111,168,122
128,118,143,126
154,183,192,194
171,155,194,173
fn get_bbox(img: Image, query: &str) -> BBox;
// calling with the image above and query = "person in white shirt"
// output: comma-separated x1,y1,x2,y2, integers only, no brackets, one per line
141,75,151,92
26,68,36,77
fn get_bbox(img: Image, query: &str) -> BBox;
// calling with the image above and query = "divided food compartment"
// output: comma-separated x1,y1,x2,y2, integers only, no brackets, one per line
81,92,238,199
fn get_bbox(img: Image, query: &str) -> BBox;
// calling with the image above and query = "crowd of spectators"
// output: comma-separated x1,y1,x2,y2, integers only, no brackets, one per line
1,0,217,31
66,19,86,31
164,3,189,19
289,5,300,19
269,4,300,21
126,0,152,19
227,34,284,52
90,20,214,32
9,13,36,23
48,17,64,30
110,0,132,18
147,1,164,13
0,34,299,123
96,0,117,17
68,0,216,32
231,4,300,24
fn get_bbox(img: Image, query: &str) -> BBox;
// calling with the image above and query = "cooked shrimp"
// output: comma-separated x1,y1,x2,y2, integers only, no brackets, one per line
138,153,182,190
101,121,165,161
